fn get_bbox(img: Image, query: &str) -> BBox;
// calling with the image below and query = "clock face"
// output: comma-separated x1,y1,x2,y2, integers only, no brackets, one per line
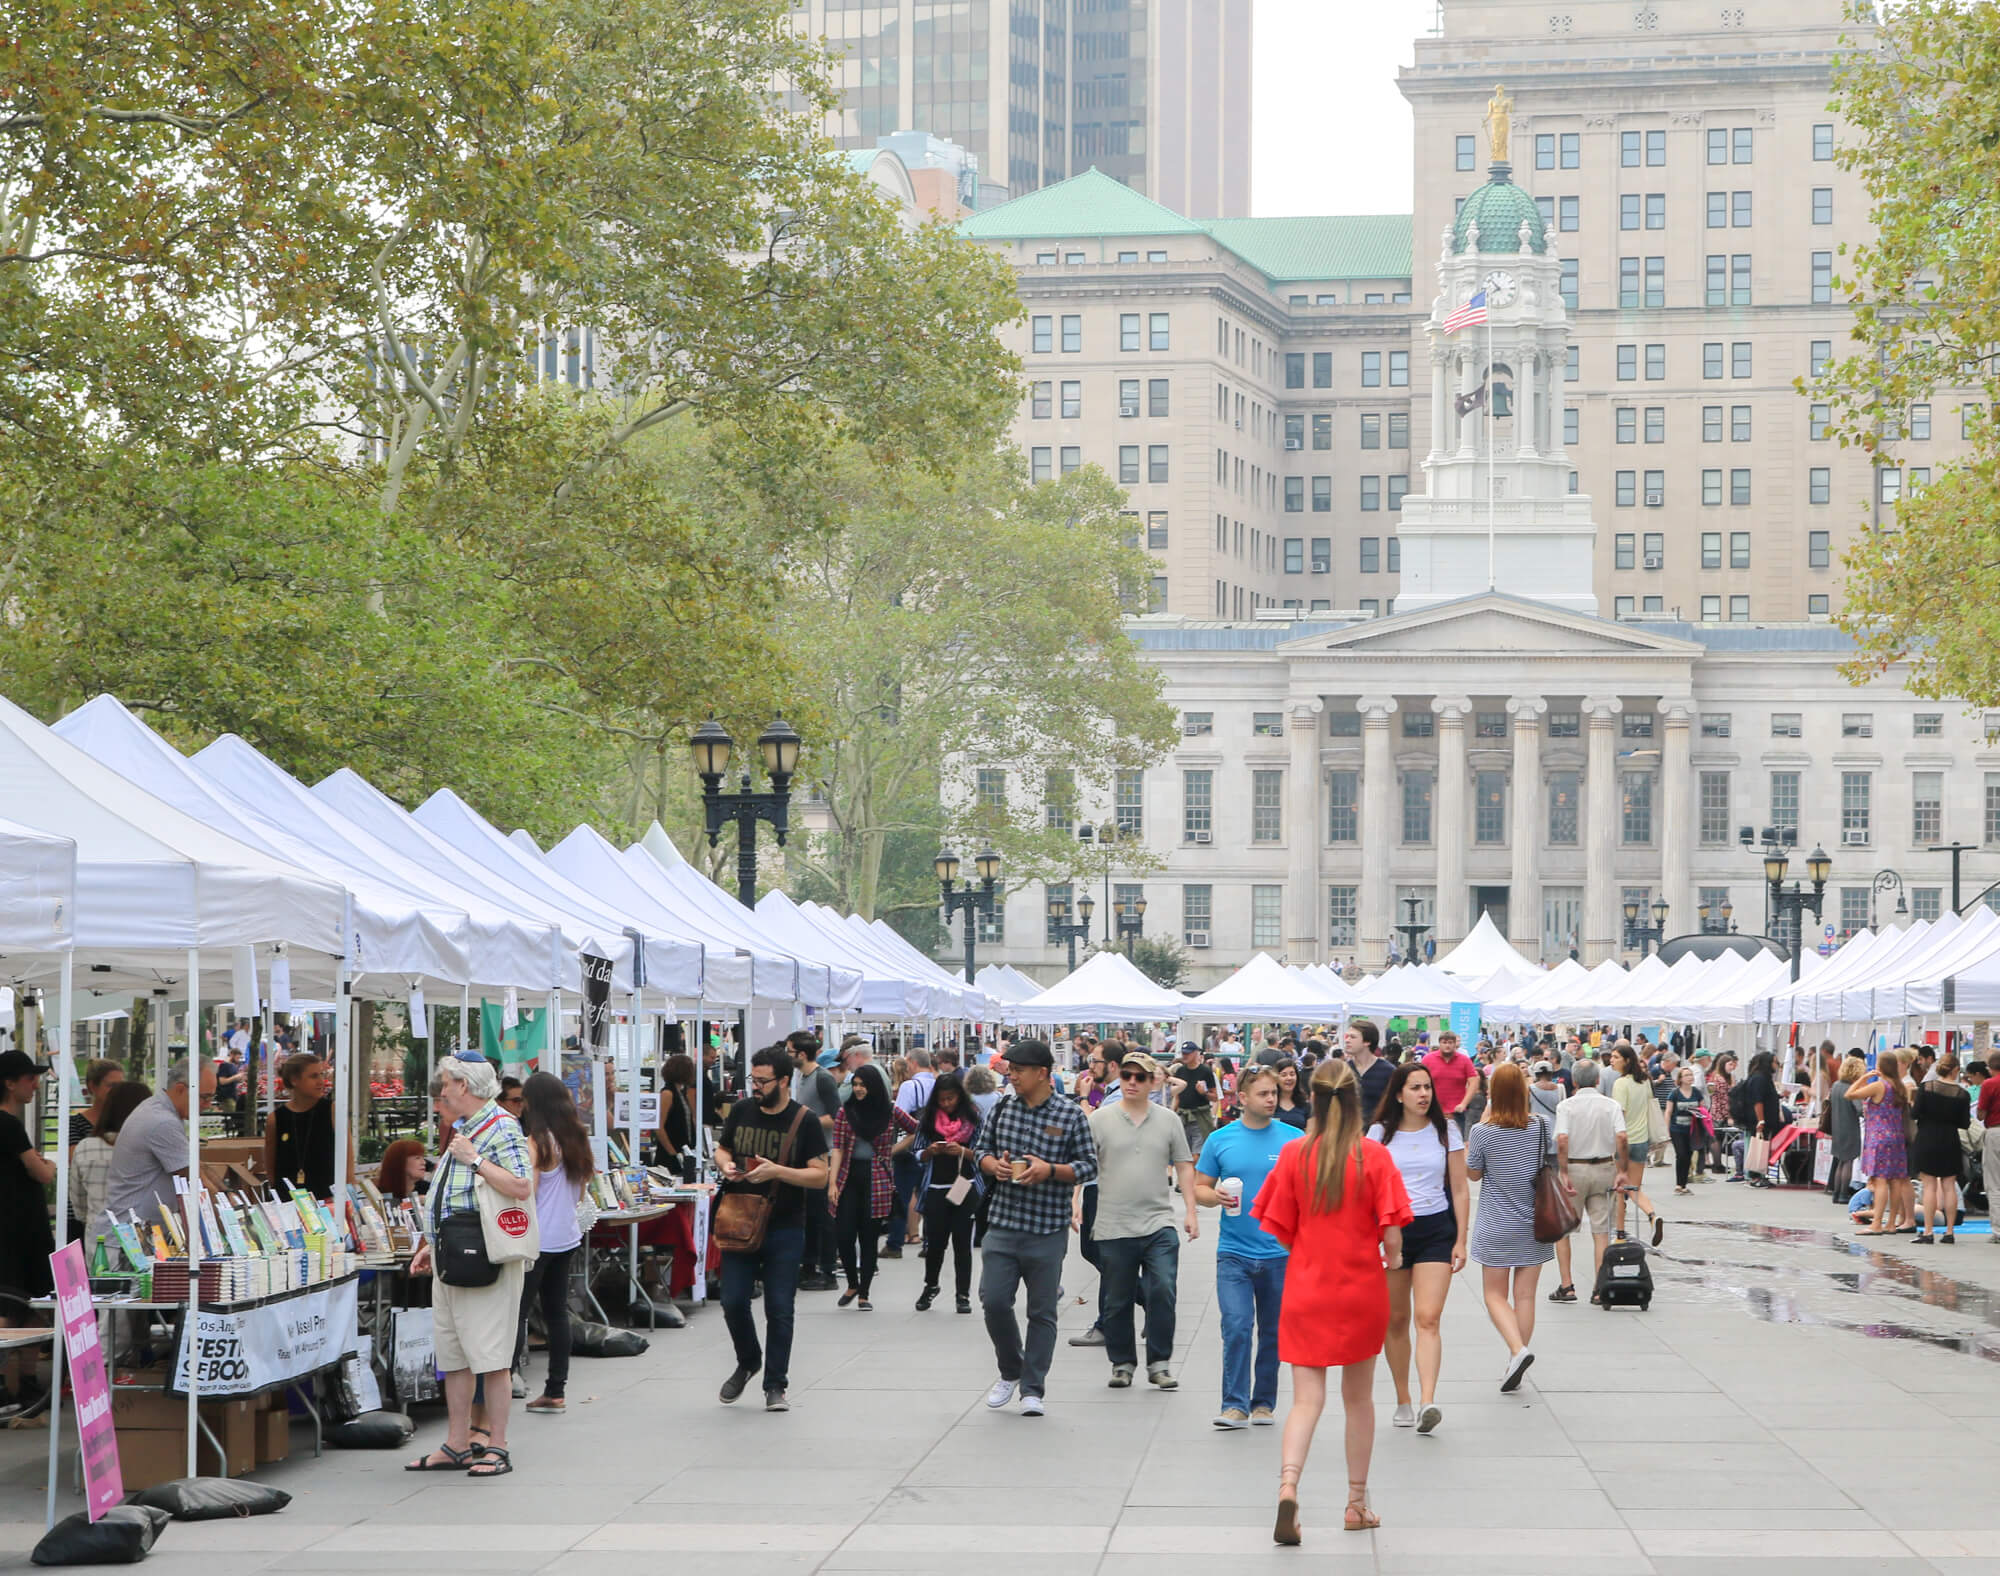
1481,270,1518,306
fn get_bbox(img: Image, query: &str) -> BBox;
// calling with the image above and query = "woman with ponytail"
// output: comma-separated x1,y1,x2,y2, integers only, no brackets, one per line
1250,1057,1413,1546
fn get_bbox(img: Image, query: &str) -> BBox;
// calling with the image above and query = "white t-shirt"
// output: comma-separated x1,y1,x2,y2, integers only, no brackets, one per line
1369,1120,1464,1217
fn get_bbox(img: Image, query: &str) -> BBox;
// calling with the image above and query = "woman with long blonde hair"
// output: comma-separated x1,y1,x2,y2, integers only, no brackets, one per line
1250,1058,1412,1545
1465,1062,1555,1392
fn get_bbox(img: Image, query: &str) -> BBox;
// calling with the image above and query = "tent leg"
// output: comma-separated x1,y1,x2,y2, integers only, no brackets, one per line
185,950,202,1480
44,950,73,1532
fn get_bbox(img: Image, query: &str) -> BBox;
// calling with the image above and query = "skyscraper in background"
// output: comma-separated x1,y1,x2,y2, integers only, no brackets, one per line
792,0,1252,217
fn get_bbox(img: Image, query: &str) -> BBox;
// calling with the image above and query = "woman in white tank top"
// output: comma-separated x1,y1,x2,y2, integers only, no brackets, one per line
516,1072,593,1414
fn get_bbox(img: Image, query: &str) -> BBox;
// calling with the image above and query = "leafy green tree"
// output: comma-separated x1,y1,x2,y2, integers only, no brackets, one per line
1814,0,2000,701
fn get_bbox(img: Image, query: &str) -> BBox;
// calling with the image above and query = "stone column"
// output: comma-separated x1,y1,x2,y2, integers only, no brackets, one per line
1286,697,1325,962
1516,343,1537,460
1660,702,1692,940
1432,695,1472,946
1429,344,1450,463
1457,349,1479,459
1508,696,1546,955
1583,695,1623,963
1359,695,1399,969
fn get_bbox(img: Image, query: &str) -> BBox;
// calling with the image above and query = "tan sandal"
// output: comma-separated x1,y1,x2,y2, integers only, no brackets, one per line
1343,1480,1379,1532
1274,1465,1303,1546
525,1396,565,1414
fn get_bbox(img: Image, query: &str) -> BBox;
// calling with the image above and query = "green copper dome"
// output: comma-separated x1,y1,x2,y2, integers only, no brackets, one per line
1451,166,1547,255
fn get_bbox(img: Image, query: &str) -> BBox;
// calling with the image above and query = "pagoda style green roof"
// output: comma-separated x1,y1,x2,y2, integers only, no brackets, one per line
1451,167,1547,255
960,168,1414,282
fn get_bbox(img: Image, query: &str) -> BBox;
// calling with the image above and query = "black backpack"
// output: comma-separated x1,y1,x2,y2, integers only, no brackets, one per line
1594,1238,1654,1310
1727,1078,1754,1128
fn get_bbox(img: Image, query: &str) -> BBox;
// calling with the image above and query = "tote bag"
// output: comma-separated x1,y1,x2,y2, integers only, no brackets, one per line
1532,1116,1581,1243
477,1171,539,1266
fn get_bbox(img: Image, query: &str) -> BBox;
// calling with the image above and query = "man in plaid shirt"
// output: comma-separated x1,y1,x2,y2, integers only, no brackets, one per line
974,1039,1097,1417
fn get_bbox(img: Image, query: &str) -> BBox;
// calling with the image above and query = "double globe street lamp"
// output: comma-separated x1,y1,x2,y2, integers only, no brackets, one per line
1115,896,1147,959
1048,891,1095,972
1761,837,1833,982
691,716,803,907
936,848,1002,985
1623,896,1670,957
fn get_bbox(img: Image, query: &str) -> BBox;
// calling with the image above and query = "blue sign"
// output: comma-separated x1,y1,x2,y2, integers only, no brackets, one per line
1449,1001,1481,1042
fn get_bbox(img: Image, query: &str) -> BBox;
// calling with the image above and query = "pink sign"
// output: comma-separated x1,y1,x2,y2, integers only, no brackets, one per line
49,1242,122,1520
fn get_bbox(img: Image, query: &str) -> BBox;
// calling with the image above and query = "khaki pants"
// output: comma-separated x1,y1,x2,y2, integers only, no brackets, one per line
1984,1128,2000,1219
1568,1159,1619,1238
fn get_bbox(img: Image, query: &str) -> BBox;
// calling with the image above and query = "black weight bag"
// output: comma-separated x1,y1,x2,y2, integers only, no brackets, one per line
1594,1237,1654,1311
32,1505,170,1565
129,1477,291,1520
326,1410,416,1449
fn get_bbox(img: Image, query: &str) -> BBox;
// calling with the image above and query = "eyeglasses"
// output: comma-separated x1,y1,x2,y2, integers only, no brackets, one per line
1119,1068,1150,1082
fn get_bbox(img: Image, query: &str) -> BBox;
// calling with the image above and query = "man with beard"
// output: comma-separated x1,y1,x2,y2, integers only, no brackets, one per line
714,1045,831,1413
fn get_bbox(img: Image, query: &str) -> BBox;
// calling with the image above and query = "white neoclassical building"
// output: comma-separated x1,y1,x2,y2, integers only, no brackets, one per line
955,135,2000,987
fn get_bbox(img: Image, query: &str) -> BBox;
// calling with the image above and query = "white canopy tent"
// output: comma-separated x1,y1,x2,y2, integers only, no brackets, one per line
1344,962,1480,1017
1012,949,1191,1024
755,892,935,1020
1859,907,2000,1017
1183,952,1352,1021
1483,957,1590,1020
1434,914,1541,984
0,818,75,956
858,915,988,1019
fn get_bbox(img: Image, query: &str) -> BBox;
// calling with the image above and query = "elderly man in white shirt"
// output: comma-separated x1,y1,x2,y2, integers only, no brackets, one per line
1548,1060,1630,1305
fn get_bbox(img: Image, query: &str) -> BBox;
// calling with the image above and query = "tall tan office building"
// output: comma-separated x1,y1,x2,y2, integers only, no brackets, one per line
965,0,1940,623
794,0,1253,216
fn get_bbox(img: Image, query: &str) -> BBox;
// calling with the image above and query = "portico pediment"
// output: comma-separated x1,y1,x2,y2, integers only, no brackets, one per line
1276,592,1702,661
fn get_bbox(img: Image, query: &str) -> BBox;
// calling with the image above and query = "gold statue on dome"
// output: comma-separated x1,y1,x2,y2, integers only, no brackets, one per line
1486,84,1513,163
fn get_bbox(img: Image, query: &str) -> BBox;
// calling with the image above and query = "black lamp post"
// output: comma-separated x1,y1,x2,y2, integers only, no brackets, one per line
1115,896,1147,959
1393,893,1430,965
1697,896,1737,935
1076,820,1124,942
937,848,1002,986
1870,868,1908,931
1048,890,1096,972
1762,840,1833,982
691,715,802,907
1623,896,1670,957
1930,840,1977,913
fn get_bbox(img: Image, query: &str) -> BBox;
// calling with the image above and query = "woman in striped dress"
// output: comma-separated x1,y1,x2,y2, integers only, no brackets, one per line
1464,1063,1552,1394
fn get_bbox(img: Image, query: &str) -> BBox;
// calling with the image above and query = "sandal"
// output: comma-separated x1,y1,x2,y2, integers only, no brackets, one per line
1548,1284,1577,1303
467,1445,512,1478
404,1443,474,1472
469,1425,491,1459
1274,1465,1302,1546
1343,1480,1379,1533
525,1396,565,1414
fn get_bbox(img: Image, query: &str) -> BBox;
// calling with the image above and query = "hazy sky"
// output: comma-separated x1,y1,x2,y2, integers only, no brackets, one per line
1252,0,1443,217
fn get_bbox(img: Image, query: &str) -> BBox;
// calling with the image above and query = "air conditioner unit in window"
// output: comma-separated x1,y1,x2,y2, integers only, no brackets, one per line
1645,492,1664,507
1120,403,1139,417
1843,829,1870,846
1285,437,1303,450
1311,561,1330,574
1643,552,1664,569
1186,930,1212,948
1235,418,1244,429
1189,830,1213,845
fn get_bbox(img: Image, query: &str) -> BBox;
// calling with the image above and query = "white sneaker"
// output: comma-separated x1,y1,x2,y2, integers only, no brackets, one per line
1392,1402,1416,1427
1019,1394,1045,1418
1213,1409,1249,1430
1417,1403,1443,1434
1501,1348,1536,1393
984,1378,1017,1410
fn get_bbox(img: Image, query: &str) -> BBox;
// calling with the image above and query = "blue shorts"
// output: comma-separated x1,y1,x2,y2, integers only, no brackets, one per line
1401,1208,1459,1266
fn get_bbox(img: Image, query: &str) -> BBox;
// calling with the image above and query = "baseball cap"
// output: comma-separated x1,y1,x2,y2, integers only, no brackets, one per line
1001,1041,1054,1067
0,1049,39,1082
1118,1049,1155,1073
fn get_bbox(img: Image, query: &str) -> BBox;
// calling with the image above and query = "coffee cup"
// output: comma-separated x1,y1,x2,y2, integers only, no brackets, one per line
1219,1176,1244,1216
1010,1156,1033,1183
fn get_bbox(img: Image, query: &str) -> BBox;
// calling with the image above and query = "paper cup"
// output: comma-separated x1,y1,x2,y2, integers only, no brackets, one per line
1220,1177,1244,1216
1010,1157,1033,1183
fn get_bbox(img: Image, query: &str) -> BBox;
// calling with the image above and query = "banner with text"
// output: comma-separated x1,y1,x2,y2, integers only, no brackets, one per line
169,1277,360,1398
51,1242,122,1520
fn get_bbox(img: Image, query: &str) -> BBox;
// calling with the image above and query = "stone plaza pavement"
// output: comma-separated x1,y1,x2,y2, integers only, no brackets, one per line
4,1179,2000,1574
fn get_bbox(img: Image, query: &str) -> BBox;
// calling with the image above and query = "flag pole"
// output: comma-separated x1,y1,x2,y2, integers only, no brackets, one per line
1486,313,1496,590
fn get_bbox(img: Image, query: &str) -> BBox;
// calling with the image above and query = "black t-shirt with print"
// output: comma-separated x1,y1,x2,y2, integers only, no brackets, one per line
718,1097,830,1227
1176,1061,1216,1111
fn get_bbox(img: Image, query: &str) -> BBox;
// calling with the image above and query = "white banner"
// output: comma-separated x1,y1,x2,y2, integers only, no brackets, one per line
170,1276,360,1398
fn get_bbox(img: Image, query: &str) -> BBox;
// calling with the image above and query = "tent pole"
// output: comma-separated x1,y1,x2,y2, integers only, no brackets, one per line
44,950,73,1531
185,949,201,1479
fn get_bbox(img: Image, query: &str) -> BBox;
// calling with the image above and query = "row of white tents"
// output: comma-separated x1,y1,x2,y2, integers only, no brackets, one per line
989,909,2000,1043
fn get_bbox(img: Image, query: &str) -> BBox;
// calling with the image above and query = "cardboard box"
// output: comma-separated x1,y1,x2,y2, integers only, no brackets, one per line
254,1408,289,1464
107,1427,192,1493
107,1395,258,1479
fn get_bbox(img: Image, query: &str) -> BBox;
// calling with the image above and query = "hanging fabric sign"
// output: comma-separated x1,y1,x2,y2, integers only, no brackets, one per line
580,952,614,1055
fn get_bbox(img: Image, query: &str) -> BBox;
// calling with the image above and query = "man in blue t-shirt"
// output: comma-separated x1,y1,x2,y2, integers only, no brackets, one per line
1192,1064,1292,1429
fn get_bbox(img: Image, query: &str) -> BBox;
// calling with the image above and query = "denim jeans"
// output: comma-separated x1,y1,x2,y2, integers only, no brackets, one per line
720,1224,805,1393
1215,1252,1286,1415
1075,1184,1106,1327
1096,1226,1179,1370
979,1226,1067,1398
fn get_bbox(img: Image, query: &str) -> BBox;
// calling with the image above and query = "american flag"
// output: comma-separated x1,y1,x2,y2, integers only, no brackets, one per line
1442,288,1489,335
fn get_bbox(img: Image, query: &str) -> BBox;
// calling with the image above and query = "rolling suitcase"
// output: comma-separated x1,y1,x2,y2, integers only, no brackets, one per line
1594,1238,1653,1311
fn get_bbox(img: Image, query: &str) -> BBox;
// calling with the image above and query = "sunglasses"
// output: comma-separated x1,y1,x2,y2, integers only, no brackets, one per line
1119,1068,1150,1082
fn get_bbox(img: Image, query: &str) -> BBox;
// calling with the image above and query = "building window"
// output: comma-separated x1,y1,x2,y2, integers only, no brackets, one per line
1910,403,1931,441
1150,379,1170,417
1839,886,1869,938
1913,771,1943,844
1252,770,1283,843
1645,344,1666,381
1030,447,1052,483
1703,406,1722,442
1841,771,1872,845
1328,771,1359,843
1811,340,1833,378
1475,771,1507,844
1703,342,1723,379
1912,887,1942,922
1811,251,1833,304
1360,476,1381,511
1987,773,2000,845
1706,191,1726,228
1729,595,1750,621
1476,710,1507,739
1644,406,1665,441
1284,535,1304,572
1618,409,1637,446
1119,313,1140,351
1622,772,1654,845
1771,713,1803,740
1115,769,1143,837
975,767,1007,820
1730,531,1751,569
1285,352,1305,389
1566,345,1580,382
1615,533,1635,570
1536,133,1555,169
1645,472,1665,507
1031,381,1052,419
1182,884,1211,942
1809,473,1831,508
1706,254,1726,306
1359,537,1380,574
1361,351,1381,387
1731,255,1751,305
1313,414,1332,450
1031,315,1052,354
1388,476,1409,511
1771,769,1800,832
1879,467,1901,505
1548,712,1580,739
1059,380,1081,419
1403,710,1434,738
1733,126,1753,163
1183,770,1213,841
1252,711,1284,737
1402,770,1434,844
1731,469,1751,505
1812,187,1833,225
1565,406,1579,445
1310,351,1331,389
1284,480,1304,515
1360,414,1380,449
1560,258,1578,308
1700,595,1721,621
1621,130,1641,167
1561,132,1579,168
1617,345,1637,382
1388,413,1409,449
1548,770,1580,845
1614,595,1635,621
1842,712,1873,739
1149,312,1170,351
1181,710,1213,737
1147,512,1169,550
1456,133,1476,171
1560,195,1579,231
1118,445,1139,484
1061,315,1082,352
1388,351,1408,387
1809,594,1830,617
1644,256,1665,307
1043,767,1075,832
1811,404,1830,440
1251,884,1283,948
1619,256,1640,307
1329,710,1361,738
1623,711,1655,740
1645,192,1665,229
1149,445,1170,483
1312,478,1331,513
1616,471,1636,508
1813,123,1834,160
1328,886,1358,949
1700,771,1731,845
1702,528,1722,565
1620,194,1640,231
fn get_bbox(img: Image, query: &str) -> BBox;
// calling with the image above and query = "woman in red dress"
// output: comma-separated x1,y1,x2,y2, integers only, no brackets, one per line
1251,1058,1413,1545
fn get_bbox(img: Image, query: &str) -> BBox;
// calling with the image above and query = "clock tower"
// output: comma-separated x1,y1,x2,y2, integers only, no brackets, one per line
1394,85,1599,617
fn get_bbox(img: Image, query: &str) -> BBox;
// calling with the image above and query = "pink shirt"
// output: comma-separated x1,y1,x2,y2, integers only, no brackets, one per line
1422,1050,1476,1116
